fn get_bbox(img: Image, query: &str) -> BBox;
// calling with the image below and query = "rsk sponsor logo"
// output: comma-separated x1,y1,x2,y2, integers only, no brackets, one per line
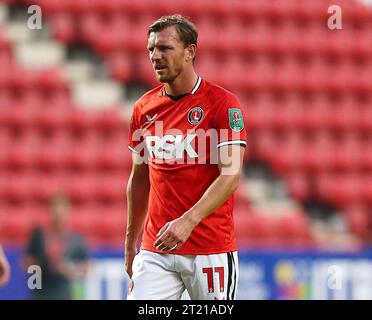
145,134,198,160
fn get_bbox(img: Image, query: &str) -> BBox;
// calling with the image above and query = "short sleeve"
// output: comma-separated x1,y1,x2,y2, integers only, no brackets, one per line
128,102,143,154
214,94,247,149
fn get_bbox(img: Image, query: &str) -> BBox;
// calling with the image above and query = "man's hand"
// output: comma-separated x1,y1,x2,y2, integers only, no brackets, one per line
0,246,10,287
55,260,88,280
154,215,198,252
124,246,137,279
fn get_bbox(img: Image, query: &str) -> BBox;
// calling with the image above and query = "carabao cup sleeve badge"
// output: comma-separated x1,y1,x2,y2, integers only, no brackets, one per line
228,108,244,132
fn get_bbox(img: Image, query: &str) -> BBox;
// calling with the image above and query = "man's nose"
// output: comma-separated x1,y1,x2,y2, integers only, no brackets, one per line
151,48,161,61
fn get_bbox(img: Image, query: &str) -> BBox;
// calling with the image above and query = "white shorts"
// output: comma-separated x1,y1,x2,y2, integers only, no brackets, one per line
127,250,238,300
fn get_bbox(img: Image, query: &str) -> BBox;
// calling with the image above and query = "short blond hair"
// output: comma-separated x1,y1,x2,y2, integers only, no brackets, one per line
148,14,198,48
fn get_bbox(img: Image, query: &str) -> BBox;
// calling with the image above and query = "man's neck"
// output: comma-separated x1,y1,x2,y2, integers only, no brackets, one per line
164,69,198,96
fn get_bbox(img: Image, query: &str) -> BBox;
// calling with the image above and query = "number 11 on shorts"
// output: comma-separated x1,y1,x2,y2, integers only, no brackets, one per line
202,267,224,293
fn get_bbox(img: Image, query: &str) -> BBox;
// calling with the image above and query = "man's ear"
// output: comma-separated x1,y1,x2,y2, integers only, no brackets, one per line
185,44,196,62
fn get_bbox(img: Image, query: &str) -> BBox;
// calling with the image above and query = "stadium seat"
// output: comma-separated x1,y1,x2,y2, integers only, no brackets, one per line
298,101,328,132
93,206,126,245
235,212,278,247
358,106,372,133
284,171,310,202
273,213,312,246
254,130,279,162
34,105,70,130
271,134,305,174
344,204,370,238
50,12,76,43
65,174,96,202
0,208,34,245
137,53,157,85
332,138,361,172
64,0,97,15
69,204,98,238
360,145,372,171
31,173,66,201
304,133,335,172
5,143,37,169
80,13,102,44
106,52,133,82
96,143,130,171
235,0,263,19
315,173,364,207
92,173,126,202
93,108,126,131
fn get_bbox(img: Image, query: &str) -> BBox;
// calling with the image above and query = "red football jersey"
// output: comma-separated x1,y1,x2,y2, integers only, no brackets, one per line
128,77,247,254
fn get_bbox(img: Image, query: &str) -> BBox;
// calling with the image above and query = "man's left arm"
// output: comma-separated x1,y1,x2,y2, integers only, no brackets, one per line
154,145,245,251
0,244,10,286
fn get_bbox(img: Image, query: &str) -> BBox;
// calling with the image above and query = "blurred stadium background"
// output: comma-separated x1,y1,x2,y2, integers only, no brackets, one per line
1,0,372,299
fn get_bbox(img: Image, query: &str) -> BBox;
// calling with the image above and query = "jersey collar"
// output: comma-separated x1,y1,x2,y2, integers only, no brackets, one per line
161,76,203,97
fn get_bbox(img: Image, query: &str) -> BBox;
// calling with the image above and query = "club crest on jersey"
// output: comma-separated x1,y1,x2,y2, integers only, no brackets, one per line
228,108,244,132
188,107,204,125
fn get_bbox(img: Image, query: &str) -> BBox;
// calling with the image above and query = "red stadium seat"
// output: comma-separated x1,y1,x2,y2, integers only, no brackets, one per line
93,206,126,245
315,173,364,207
64,0,97,15
210,0,233,16
235,212,278,247
137,53,157,85
93,0,123,14
80,13,102,44
361,176,372,203
69,205,98,238
360,145,372,171
254,130,279,162
26,0,67,14
195,17,218,54
0,208,35,245
96,143,130,170
93,173,128,202
107,52,133,82
267,100,303,131
271,134,305,174
92,108,126,131
3,104,35,129
304,133,335,172
65,174,96,202
50,13,76,43
66,142,97,170
34,106,70,130
344,204,370,238
358,106,372,133
297,100,328,132
284,171,310,201
195,54,219,84
31,173,66,201
273,213,312,246
235,0,263,19
5,143,37,169
332,137,361,171
66,108,94,131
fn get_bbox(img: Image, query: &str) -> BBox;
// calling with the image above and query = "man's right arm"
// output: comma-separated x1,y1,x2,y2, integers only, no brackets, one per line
0,244,10,286
125,153,150,278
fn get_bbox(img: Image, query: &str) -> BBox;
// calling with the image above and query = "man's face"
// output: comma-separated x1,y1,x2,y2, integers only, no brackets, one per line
147,26,189,83
50,200,69,228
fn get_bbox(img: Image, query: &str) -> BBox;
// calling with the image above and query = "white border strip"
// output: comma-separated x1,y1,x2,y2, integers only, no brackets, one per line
217,140,247,148
128,146,140,154
191,76,202,94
